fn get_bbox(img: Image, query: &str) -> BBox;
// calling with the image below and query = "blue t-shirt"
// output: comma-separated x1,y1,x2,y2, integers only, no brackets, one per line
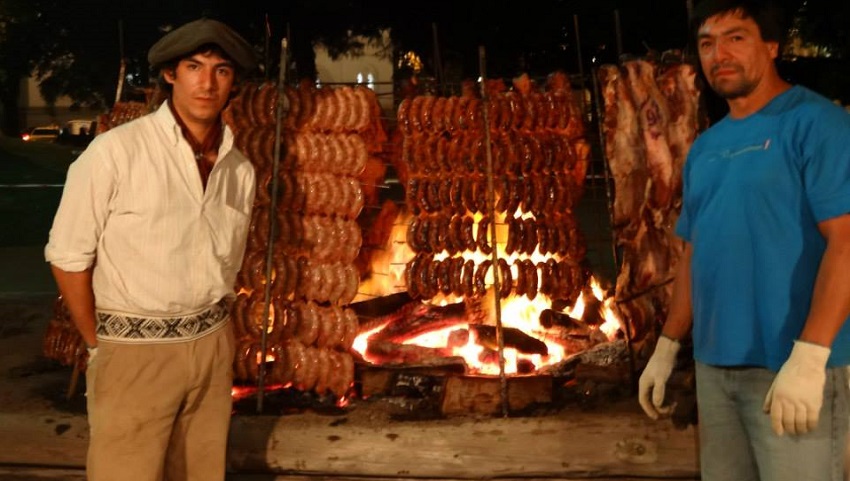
676,86,850,371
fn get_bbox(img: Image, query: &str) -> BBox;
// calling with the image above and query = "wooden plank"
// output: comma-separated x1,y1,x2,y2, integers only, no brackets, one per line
0,395,700,480
440,374,552,415
227,400,701,479
223,477,697,481
0,466,700,480
0,463,700,481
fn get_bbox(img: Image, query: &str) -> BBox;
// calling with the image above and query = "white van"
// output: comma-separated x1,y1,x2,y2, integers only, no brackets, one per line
64,119,96,136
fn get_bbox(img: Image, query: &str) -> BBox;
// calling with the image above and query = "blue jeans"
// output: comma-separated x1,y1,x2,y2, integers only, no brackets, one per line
695,362,849,481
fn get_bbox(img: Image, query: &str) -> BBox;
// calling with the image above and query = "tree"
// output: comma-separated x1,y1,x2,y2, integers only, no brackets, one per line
0,0,52,135
4,0,846,137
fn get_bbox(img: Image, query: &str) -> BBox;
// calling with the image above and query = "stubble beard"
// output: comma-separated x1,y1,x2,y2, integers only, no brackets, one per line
708,65,756,100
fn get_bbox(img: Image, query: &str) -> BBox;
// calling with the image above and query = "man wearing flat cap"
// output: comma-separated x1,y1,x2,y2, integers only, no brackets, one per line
45,17,257,481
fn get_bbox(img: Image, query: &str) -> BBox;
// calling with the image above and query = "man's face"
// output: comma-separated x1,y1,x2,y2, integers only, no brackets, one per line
163,51,235,129
697,11,779,99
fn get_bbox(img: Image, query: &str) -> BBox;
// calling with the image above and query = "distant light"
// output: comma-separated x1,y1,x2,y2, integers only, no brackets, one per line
398,51,423,74
367,73,375,90
356,72,364,84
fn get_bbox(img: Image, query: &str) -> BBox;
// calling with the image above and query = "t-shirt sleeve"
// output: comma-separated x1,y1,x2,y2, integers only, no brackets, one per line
804,105,850,222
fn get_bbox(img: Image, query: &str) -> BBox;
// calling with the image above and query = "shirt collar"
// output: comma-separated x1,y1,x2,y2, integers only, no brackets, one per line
154,101,235,157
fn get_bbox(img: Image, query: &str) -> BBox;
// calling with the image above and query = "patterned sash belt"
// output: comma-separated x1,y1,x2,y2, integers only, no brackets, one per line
96,299,229,343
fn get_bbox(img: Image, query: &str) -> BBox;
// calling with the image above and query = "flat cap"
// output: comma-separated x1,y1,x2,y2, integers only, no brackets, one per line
148,18,257,71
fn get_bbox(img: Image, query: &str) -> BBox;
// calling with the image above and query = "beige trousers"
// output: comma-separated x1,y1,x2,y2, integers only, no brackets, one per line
85,323,235,481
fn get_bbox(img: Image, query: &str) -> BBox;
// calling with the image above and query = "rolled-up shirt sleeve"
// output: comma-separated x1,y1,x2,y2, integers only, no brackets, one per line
45,139,117,272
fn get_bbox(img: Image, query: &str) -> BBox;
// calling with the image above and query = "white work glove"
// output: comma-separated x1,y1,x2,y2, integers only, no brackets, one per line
763,340,830,436
638,335,681,420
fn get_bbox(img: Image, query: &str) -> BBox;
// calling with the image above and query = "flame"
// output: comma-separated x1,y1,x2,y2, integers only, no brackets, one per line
353,322,390,363
353,211,413,303
599,297,624,339
353,207,625,376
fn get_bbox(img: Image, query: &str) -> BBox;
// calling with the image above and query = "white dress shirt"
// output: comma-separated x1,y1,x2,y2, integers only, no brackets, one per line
45,102,256,317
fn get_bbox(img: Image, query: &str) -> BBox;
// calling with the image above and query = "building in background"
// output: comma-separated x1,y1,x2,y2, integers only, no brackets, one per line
18,76,100,133
313,29,394,113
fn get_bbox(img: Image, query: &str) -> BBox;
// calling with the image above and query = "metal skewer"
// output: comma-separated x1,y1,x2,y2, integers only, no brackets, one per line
258,37,289,413
478,45,509,418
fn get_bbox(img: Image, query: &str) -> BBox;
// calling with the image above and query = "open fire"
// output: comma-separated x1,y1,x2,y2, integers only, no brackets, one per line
229,73,632,411
352,208,625,377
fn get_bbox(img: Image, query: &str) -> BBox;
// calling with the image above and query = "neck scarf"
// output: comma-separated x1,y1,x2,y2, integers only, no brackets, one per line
167,99,223,189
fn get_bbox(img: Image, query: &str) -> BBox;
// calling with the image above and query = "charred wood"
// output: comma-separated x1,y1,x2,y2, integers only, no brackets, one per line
365,339,455,364
370,301,468,342
359,361,467,397
469,324,548,355
447,328,469,348
539,309,584,330
575,361,631,385
538,339,629,379
580,294,604,326
516,358,537,374
350,292,414,331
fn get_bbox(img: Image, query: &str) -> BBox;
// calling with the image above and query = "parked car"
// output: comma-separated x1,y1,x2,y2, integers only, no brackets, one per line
21,125,61,142
63,119,96,136
56,119,97,148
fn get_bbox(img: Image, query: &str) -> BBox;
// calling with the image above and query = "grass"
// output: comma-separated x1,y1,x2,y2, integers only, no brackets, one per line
0,135,78,185
0,135,77,247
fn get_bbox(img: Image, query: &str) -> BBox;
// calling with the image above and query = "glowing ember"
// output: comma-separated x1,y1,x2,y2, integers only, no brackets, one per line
352,208,624,376
353,323,390,362
231,383,350,407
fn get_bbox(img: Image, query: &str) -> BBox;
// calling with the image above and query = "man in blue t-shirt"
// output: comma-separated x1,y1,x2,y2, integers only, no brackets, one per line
638,1,850,480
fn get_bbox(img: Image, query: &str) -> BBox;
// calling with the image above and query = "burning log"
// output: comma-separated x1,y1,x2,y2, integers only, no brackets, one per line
578,294,604,326
541,294,604,328
447,328,469,348
539,309,585,331
366,339,455,364
371,301,468,341
469,324,548,356
537,309,608,358
348,292,418,324
538,340,629,379
544,332,598,355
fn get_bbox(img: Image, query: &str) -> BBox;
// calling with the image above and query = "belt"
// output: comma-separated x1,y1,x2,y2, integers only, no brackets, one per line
96,299,229,343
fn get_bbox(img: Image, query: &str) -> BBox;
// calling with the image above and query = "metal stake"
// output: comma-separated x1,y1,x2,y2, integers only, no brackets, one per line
258,38,289,413
573,14,588,115
478,45,508,418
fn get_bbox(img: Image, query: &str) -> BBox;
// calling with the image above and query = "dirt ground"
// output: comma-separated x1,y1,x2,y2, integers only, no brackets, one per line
0,296,87,416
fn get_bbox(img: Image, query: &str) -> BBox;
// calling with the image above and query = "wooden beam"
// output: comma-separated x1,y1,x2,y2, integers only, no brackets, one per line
227,400,700,478
0,470,699,481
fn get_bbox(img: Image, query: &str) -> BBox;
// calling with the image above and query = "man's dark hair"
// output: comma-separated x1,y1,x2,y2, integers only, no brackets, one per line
689,0,788,53
155,43,244,94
